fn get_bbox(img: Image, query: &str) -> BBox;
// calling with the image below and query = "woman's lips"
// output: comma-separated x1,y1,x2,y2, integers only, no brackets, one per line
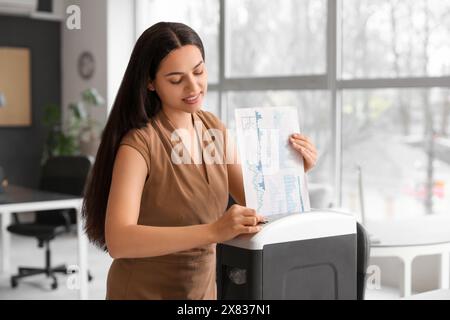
183,93,201,104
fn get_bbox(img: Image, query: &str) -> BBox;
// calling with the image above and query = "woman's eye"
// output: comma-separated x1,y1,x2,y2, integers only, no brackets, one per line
170,79,182,85
194,70,204,75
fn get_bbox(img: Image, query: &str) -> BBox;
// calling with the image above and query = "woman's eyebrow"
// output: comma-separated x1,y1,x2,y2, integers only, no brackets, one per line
164,61,203,77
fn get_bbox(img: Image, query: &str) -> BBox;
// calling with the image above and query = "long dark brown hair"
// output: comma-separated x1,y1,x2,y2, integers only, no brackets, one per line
82,22,205,251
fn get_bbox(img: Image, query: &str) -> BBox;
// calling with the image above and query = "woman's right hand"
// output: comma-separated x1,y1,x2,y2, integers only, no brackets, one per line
210,204,266,243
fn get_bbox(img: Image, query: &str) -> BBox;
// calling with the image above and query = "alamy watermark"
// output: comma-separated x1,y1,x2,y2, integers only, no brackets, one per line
66,5,81,30
169,122,287,172
366,265,381,290
66,264,81,290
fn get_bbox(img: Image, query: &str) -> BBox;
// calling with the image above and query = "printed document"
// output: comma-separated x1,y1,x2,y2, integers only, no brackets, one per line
235,107,310,216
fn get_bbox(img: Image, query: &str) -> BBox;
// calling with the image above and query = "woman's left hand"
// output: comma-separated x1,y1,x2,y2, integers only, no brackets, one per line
289,134,318,173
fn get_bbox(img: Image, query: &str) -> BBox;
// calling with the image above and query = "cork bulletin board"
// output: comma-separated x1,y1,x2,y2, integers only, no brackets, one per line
0,47,31,126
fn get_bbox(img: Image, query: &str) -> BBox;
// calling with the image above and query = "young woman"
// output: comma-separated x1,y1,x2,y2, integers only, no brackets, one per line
82,22,318,300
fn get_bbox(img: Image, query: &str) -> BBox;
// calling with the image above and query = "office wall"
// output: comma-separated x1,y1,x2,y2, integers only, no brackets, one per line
62,0,108,130
0,15,61,187
107,0,135,112
62,0,135,126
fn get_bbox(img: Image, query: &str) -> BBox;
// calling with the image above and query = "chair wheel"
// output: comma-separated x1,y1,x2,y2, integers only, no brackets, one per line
51,281,58,290
88,272,93,282
11,278,18,288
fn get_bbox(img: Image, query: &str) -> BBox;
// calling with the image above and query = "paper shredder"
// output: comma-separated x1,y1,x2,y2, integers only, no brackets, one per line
216,210,363,300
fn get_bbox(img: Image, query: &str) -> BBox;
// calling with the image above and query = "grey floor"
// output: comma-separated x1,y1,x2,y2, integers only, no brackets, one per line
0,233,112,300
0,233,399,300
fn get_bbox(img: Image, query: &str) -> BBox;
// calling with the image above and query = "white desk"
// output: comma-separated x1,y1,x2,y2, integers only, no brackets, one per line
0,186,89,300
405,289,450,300
367,214,450,298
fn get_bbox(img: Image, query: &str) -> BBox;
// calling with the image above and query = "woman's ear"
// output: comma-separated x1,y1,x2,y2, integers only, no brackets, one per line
147,82,155,91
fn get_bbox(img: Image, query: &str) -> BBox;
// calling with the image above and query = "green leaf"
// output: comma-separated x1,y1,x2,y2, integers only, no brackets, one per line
42,104,61,127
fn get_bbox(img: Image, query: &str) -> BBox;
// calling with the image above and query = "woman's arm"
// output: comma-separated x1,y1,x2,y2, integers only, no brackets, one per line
106,144,263,259
105,145,216,259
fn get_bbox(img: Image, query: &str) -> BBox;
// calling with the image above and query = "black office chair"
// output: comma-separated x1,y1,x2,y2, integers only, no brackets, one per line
7,156,93,290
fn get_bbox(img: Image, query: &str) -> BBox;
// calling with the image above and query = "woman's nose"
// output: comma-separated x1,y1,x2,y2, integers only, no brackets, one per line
185,74,201,94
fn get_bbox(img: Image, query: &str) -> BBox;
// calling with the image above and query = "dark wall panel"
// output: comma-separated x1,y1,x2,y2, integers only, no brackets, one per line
0,15,61,188
38,0,53,13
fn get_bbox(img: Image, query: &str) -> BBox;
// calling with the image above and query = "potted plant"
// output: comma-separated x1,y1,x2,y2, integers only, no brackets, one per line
42,88,105,163
42,104,78,164
69,88,105,157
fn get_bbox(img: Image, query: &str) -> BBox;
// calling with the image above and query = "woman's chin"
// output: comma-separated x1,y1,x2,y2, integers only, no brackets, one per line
182,101,203,113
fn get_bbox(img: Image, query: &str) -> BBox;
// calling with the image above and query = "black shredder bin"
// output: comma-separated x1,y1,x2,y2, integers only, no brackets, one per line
217,210,358,300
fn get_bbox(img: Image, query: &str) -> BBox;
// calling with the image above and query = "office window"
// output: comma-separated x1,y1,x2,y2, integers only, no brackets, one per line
342,88,450,219
226,0,327,77
204,91,219,117
138,0,450,214
138,0,220,83
223,90,332,186
342,0,450,79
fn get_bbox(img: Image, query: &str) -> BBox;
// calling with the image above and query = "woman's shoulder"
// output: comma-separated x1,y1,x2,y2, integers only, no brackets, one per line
120,122,155,147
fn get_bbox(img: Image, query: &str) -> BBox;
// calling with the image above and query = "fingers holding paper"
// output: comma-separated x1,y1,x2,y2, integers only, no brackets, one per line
289,134,318,173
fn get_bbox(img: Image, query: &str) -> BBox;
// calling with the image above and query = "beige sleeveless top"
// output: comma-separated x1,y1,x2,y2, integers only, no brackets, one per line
106,110,229,300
